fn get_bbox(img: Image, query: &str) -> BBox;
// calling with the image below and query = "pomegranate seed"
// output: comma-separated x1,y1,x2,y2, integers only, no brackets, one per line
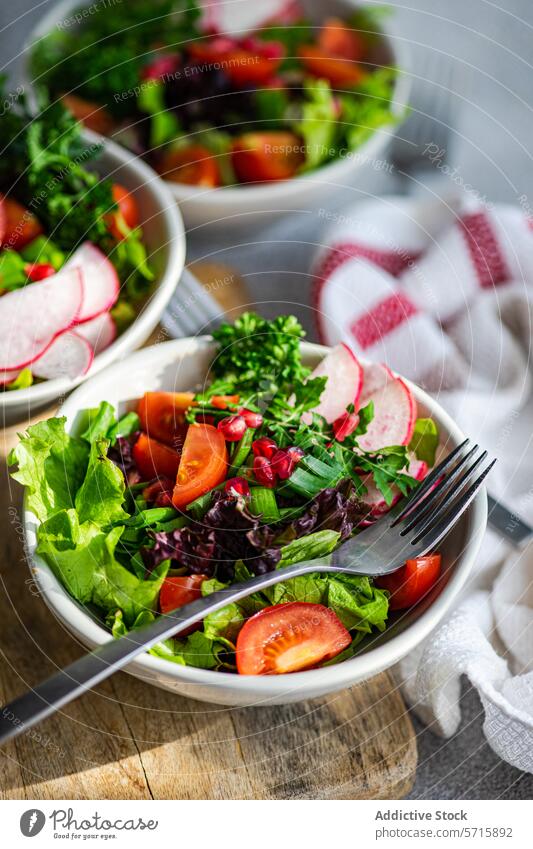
239,408,263,428
258,41,285,60
253,455,277,487
25,262,55,282
333,412,359,442
217,415,247,442
252,436,277,459
271,449,296,480
224,477,251,498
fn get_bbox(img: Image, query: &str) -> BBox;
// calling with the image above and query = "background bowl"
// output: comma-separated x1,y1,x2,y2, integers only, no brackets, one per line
23,338,487,707
1,131,186,425
21,0,411,230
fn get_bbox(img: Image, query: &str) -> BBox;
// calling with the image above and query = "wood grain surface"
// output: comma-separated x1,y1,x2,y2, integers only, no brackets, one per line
0,265,417,800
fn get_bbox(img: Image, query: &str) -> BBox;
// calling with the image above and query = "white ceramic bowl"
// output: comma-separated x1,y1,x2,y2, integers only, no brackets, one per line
23,338,487,706
22,0,410,230
1,131,185,425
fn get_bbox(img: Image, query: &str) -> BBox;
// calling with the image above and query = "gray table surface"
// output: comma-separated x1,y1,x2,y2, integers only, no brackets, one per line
2,0,533,800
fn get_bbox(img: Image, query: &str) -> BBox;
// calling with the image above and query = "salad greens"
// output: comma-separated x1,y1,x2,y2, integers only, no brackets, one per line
10,313,439,674
30,1,401,186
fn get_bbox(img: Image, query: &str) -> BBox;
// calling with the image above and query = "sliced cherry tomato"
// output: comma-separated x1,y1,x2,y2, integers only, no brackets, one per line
210,394,240,410
224,50,282,86
376,554,442,610
0,194,43,250
298,45,366,87
172,423,228,509
318,17,366,61
143,477,175,503
61,94,116,135
157,145,221,187
107,184,140,241
231,132,305,183
133,433,181,481
236,602,351,675
159,574,210,635
137,391,194,447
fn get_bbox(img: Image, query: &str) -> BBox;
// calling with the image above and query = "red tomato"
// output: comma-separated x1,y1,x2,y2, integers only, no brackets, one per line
376,554,442,610
298,45,366,87
231,132,305,183
133,433,181,481
188,40,282,85
159,574,210,635
137,391,195,447
236,602,351,675
172,423,228,509
318,17,366,61
210,394,240,409
0,194,43,250
107,184,140,241
61,94,116,135
157,145,221,187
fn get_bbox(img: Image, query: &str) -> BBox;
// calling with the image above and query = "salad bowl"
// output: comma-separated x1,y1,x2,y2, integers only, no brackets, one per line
1,131,185,424
22,337,487,706
22,0,411,230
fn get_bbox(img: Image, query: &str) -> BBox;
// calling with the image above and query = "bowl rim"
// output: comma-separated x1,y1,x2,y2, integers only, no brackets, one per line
1,131,186,407
23,337,488,696
20,1,411,208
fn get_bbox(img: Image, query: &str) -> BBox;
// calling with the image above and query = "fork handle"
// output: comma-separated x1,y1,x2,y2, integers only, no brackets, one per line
0,559,340,746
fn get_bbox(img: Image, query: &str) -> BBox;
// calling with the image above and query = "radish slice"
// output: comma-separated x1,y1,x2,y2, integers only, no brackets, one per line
0,268,83,370
65,242,119,322
359,362,394,406
357,376,416,452
31,330,94,380
77,312,117,355
304,343,363,424
0,368,20,386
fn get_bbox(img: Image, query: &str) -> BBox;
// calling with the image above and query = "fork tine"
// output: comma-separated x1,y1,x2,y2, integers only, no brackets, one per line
390,438,470,525
410,459,496,549
399,445,485,535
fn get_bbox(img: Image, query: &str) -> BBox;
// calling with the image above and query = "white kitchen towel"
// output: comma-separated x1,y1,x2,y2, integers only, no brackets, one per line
314,193,533,772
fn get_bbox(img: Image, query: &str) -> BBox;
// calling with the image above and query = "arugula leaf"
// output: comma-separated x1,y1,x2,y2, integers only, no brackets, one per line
409,418,439,466
9,418,89,521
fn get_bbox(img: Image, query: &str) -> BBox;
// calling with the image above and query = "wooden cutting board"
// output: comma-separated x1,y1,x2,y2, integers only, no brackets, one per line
0,264,417,800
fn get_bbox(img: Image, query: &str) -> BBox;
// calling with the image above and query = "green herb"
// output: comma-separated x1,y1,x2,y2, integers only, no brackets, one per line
5,368,33,390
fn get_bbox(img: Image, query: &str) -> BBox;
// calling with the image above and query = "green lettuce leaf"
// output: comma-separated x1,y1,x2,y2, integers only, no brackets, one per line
36,509,168,625
9,417,89,521
409,418,439,466
75,438,129,526
326,575,388,632
293,79,338,169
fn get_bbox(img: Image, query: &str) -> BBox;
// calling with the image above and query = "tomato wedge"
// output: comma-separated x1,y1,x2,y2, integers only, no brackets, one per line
188,41,282,86
318,17,366,61
157,145,221,187
0,194,43,250
236,602,351,675
376,554,442,610
231,132,305,183
133,432,181,481
107,184,140,241
137,391,194,447
61,94,116,135
159,574,210,635
298,45,366,87
172,423,228,510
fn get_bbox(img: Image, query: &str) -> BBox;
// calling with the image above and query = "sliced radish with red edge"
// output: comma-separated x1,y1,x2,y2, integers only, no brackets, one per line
357,375,416,452
0,268,83,370
303,343,363,424
76,312,117,355
31,330,94,379
65,242,119,322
